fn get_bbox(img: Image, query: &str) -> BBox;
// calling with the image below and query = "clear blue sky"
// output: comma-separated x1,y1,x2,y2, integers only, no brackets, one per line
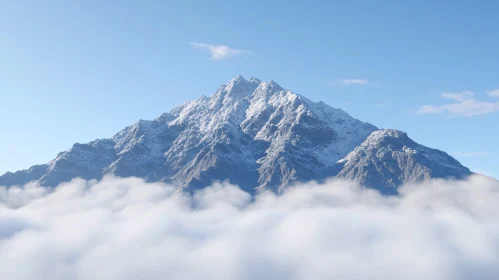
1,0,498,178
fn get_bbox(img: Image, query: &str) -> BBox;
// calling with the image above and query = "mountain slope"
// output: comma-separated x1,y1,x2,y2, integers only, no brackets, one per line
335,129,471,194
0,76,471,193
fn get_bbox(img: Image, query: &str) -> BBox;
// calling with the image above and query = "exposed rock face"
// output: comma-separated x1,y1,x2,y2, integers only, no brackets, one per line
0,76,471,193
336,129,471,194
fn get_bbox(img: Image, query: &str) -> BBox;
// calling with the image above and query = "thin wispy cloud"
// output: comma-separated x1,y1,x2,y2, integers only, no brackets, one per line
329,79,368,86
441,91,474,101
451,151,486,157
417,91,499,117
190,42,250,61
487,88,499,97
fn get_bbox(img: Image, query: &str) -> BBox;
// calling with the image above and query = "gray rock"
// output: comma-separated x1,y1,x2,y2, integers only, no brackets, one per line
335,129,471,194
0,76,471,194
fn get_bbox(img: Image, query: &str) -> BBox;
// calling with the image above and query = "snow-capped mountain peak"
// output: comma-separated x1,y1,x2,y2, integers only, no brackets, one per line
0,76,472,194
337,128,470,194
248,77,261,84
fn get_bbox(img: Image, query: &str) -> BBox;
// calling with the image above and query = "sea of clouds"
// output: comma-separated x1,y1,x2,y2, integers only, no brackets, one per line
1,175,499,280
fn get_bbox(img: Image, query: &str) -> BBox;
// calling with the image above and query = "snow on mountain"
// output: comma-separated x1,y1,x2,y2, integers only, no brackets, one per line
336,129,471,194
0,76,471,193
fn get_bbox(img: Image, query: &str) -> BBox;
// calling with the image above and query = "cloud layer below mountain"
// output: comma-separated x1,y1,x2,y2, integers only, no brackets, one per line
1,175,499,280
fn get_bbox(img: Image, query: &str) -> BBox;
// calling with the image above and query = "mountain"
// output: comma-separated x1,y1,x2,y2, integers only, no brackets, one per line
0,76,471,194
336,129,471,194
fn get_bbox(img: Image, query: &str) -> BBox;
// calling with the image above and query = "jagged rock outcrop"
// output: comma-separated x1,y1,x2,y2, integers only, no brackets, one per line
0,76,471,193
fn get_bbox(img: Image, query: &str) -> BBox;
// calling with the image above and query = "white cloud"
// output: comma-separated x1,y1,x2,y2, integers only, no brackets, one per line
1,175,499,280
329,79,368,86
441,91,474,101
417,91,499,117
190,42,250,60
451,151,486,157
487,89,499,97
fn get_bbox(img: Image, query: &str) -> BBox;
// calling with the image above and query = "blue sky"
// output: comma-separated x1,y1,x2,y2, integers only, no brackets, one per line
1,0,498,178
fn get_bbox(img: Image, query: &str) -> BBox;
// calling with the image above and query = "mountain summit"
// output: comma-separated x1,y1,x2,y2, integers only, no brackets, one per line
0,76,471,193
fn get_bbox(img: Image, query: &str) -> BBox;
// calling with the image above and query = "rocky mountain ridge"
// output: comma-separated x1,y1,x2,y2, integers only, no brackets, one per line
0,76,471,194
